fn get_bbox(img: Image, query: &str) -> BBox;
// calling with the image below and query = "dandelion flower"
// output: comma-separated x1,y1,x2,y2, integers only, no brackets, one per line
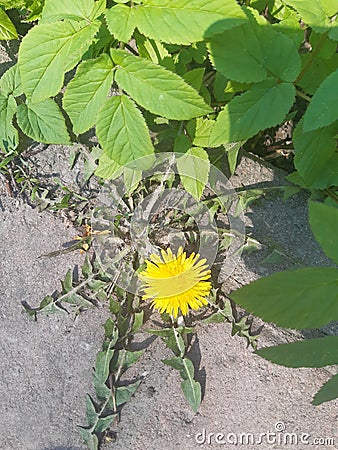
139,246,211,318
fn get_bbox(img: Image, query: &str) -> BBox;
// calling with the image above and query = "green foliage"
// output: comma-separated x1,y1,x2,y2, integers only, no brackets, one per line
1,0,337,446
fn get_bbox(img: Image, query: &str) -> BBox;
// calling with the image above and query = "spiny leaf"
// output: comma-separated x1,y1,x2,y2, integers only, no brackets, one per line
18,19,100,103
16,99,70,144
135,0,247,44
111,49,212,120
63,53,114,134
97,94,154,166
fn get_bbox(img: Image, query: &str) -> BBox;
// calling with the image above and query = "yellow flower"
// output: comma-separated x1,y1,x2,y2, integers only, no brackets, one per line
139,247,211,318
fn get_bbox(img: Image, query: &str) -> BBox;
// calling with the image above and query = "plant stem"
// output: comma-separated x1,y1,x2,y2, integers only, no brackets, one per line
296,89,312,102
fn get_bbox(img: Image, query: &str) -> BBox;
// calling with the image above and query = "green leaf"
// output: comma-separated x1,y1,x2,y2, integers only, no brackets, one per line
163,356,201,412
134,0,247,45
95,342,115,384
188,117,215,148
96,94,154,166
208,22,301,83
312,374,338,405
77,427,99,450
85,394,98,427
17,99,70,144
111,49,212,120
256,336,338,368
115,380,142,406
95,153,123,179
210,80,295,146
309,201,338,264
82,255,93,278
0,94,18,150
176,147,210,200
132,311,144,333
18,19,100,103
63,54,114,134
0,9,18,40
293,119,338,189
284,0,338,38
0,64,22,97
61,269,73,293
105,4,136,42
94,415,115,434
41,0,105,22
303,70,338,132
124,167,142,193
231,267,338,329
182,68,205,92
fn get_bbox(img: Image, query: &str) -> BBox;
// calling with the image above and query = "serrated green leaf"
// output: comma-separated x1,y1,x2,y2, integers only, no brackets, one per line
226,141,243,176
0,94,18,150
63,54,114,134
115,380,142,406
303,70,338,132
256,336,338,368
284,0,337,38
17,99,70,144
312,374,338,405
95,153,123,180
97,94,154,166
18,19,100,103
231,267,338,329
182,68,205,92
134,0,247,45
210,80,295,146
111,49,212,120
85,394,98,427
0,65,22,97
41,0,104,23
293,119,338,189
309,201,338,264
177,147,210,200
208,22,301,83
189,118,215,148
105,4,136,42
0,9,18,40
